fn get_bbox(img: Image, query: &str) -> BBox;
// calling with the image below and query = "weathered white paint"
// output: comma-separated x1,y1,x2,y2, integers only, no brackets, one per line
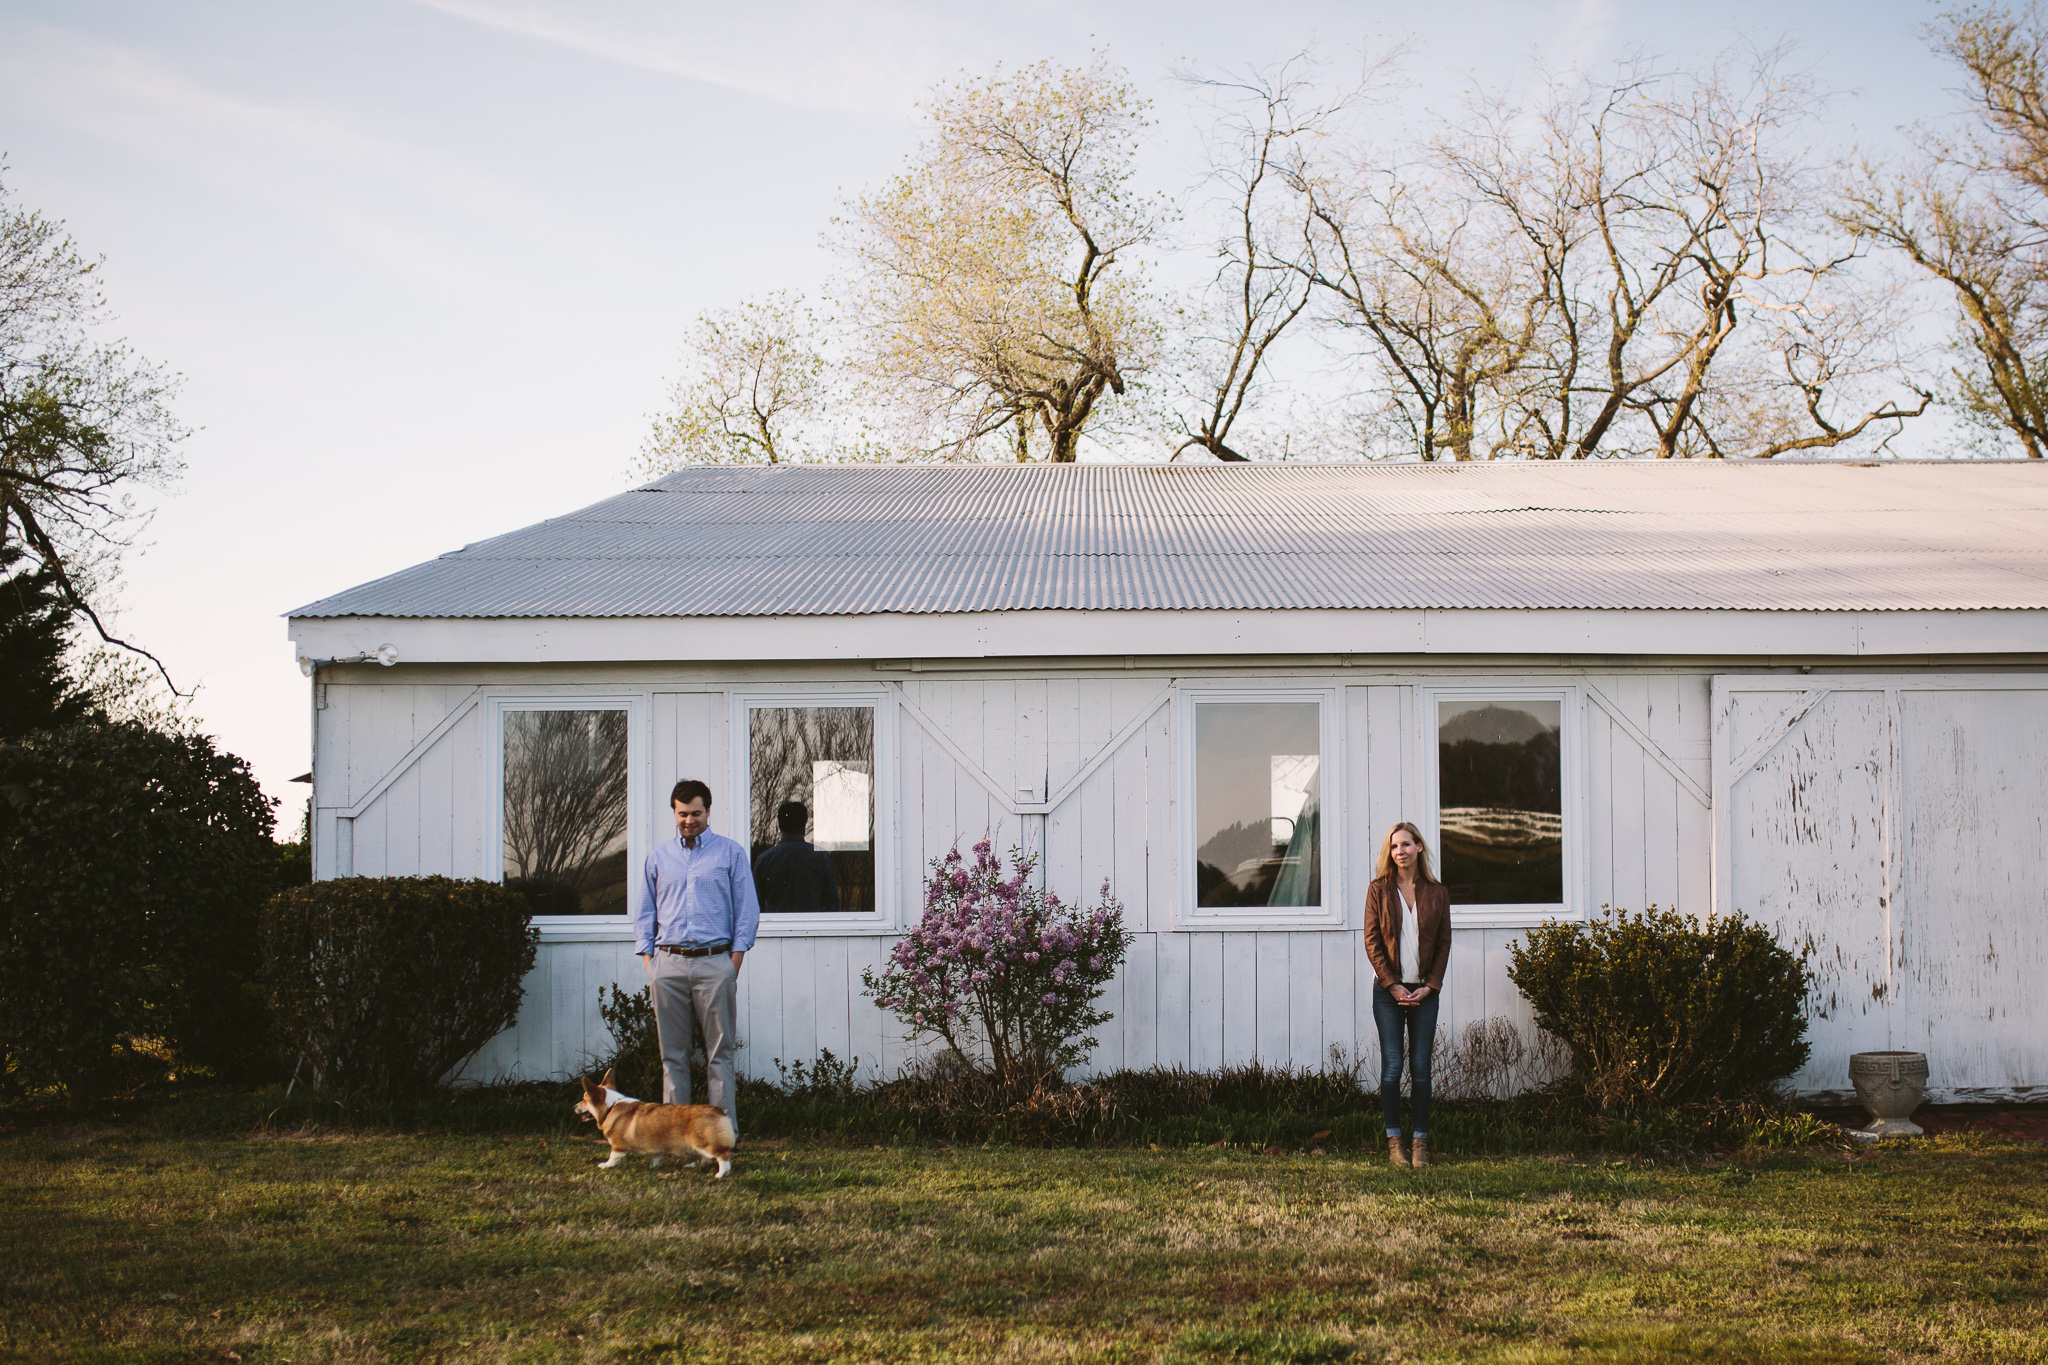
288,605,2048,670
313,662,2046,1101
1713,674,2048,1102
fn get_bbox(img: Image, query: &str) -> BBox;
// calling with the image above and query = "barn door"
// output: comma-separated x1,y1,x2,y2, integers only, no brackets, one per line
1715,675,2048,1101
1712,680,1896,1098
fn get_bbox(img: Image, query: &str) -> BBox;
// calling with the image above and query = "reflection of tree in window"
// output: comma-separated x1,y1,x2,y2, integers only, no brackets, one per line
503,710,629,914
1438,701,1562,905
749,706,874,913
1194,702,1321,908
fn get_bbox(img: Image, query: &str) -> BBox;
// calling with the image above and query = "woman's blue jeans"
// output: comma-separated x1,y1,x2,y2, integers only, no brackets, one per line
1372,983,1439,1139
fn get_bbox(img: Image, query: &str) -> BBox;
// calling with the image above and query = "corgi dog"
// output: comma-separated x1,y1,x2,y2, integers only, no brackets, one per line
575,1069,735,1178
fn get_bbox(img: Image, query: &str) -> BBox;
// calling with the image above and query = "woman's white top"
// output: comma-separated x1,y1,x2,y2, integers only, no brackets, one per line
1397,885,1422,983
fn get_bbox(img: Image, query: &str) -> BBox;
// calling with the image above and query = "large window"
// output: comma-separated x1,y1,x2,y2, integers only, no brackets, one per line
1193,699,1323,909
1436,697,1563,906
502,708,630,915
747,704,875,915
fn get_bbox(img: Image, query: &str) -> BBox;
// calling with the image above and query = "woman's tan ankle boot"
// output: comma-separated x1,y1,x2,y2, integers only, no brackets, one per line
1387,1136,1409,1168
1410,1137,1430,1169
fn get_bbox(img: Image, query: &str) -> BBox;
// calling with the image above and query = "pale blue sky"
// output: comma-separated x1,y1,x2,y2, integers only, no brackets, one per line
0,0,1958,824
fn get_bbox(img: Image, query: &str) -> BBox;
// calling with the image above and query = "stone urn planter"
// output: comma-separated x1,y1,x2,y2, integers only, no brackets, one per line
1848,1051,1929,1138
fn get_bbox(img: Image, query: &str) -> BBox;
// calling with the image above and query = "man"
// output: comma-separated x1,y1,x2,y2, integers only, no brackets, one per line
751,799,841,914
634,779,759,1129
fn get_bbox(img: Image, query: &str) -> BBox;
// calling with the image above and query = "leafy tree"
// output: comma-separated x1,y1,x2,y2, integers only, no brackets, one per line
273,802,311,890
837,56,1165,462
0,721,276,1103
640,291,828,469
0,168,186,682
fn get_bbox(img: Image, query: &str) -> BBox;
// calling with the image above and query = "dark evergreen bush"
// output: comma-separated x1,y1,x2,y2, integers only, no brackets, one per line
0,544,94,741
1507,905,1812,1114
0,721,276,1101
260,876,538,1096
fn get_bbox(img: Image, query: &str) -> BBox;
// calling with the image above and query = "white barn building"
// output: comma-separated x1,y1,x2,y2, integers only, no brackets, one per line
287,462,2048,1102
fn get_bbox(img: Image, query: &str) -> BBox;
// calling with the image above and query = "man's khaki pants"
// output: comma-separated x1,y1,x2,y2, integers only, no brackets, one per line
647,950,738,1131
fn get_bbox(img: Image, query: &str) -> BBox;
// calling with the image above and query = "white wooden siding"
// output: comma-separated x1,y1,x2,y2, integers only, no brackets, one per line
1714,675,2048,1101
1719,686,1895,1093
1897,688,2048,1091
315,665,2045,1100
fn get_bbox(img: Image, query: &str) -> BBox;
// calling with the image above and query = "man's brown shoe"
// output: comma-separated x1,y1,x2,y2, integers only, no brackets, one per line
1387,1136,1409,1168
1410,1137,1430,1169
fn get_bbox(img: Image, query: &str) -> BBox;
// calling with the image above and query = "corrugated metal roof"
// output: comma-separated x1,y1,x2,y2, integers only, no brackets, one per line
287,462,2048,619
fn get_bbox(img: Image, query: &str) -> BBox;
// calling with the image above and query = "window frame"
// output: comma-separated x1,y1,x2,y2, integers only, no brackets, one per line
487,692,646,928
730,687,897,936
1420,684,1586,929
1175,684,1344,931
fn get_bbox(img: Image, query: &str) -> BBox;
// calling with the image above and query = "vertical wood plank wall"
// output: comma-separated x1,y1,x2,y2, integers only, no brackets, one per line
1715,678,2048,1099
313,668,2042,1100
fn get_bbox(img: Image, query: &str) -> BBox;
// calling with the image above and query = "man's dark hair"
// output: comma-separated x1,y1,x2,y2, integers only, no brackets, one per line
776,800,808,837
670,779,713,808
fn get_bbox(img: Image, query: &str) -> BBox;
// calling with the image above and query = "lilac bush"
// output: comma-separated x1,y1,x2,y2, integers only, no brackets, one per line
861,840,1131,1094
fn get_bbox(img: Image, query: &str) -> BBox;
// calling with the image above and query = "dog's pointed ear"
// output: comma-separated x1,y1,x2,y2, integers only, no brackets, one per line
579,1076,600,1102
600,1066,615,1089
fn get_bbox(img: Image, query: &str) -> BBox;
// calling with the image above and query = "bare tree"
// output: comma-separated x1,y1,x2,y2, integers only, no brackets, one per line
1168,57,1355,462
836,56,1165,462
1289,50,1928,459
0,169,186,685
1838,3,2048,456
1295,142,1558,460
747,704,873,849
502,711,629,896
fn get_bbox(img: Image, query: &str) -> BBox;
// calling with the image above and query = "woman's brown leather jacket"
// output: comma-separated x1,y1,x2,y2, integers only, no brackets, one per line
1362,876,1451,993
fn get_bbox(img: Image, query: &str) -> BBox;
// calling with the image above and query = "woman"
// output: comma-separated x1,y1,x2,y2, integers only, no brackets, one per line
1362,821,1450,1169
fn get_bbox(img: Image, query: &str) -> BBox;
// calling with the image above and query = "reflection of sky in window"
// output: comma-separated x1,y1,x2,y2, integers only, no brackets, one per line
812,759,871,851
1270,754,1318,843
1195,701,1320,850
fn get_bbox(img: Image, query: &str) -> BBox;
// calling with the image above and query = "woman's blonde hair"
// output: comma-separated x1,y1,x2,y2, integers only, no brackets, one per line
1375,821,1438,883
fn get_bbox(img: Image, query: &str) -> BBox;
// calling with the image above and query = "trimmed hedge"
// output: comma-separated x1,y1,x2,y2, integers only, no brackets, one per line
1507,905,1812,1114
260,876,537,1096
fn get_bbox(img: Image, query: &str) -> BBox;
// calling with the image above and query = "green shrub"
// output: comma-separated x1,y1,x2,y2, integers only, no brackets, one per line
594,980,661,1096
260,876,537,1096
773,1048,864,1101
1507,905,1812,1115
0,721,275,1102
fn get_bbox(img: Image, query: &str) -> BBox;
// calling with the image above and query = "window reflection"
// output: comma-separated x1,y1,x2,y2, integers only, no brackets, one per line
749,706,875,914
502,709,630,915
1438,699,1563,905
1195,701,1322,908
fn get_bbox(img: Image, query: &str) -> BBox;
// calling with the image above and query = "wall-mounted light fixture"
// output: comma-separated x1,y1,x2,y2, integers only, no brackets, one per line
298,643,400,677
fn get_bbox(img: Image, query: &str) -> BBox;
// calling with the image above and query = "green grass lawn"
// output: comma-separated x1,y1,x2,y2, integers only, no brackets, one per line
2,1125,2042,1364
